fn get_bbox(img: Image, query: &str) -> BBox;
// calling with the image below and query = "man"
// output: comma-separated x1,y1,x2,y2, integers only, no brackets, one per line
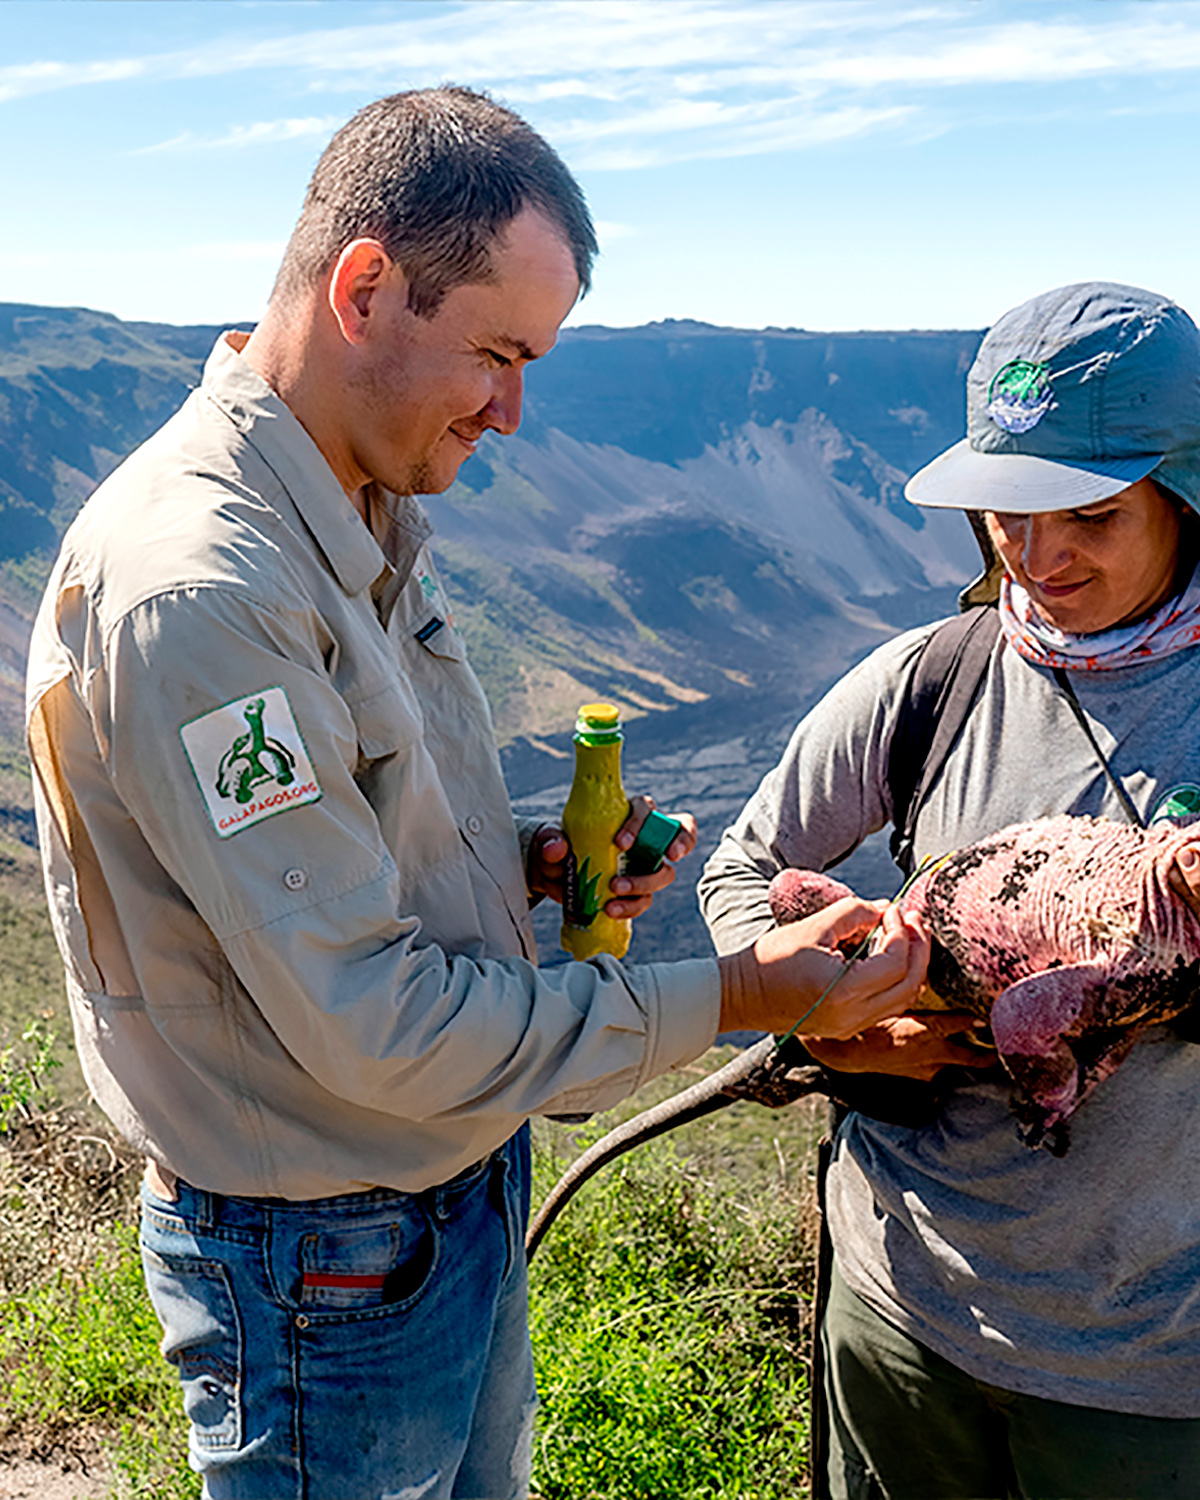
700,281,1200,1499
27,88,925,1499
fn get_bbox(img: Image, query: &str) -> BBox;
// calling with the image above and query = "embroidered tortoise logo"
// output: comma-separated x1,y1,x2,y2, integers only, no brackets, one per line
216,697,296,805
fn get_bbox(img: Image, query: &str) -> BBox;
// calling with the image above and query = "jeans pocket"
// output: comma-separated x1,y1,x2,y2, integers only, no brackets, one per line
298,1201,435,1315
141,1243,243,1452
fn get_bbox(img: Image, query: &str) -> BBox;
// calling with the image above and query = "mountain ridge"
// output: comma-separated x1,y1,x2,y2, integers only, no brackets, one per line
0,302,984,756
0,301,989,956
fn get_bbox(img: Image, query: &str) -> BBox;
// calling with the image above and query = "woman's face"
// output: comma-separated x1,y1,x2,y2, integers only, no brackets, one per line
984,478,1185,635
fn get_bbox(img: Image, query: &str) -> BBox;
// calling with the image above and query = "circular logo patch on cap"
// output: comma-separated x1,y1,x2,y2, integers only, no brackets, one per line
986,359,1054,435
1150,783,1200,825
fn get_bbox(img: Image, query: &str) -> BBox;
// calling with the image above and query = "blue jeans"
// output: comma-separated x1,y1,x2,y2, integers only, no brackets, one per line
139,1128,535,1500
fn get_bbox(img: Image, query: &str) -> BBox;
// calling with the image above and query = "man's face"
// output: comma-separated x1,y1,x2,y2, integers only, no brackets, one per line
346,208,580,497
984,478,1184,634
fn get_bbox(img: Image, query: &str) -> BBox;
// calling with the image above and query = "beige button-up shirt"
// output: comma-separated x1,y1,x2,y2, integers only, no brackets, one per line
27,334,720,1199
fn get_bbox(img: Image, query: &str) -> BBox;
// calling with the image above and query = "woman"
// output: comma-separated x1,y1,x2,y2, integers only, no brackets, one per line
699,281,1200,1499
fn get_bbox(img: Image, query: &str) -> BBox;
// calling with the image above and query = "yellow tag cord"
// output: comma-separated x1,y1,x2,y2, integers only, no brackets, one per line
772,850,955,1052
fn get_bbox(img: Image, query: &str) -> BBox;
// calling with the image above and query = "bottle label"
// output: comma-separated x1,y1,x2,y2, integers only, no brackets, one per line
562,849,603,929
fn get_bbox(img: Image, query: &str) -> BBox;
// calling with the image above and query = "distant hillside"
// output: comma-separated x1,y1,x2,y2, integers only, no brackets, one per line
0,302,989,959
0,303,983,759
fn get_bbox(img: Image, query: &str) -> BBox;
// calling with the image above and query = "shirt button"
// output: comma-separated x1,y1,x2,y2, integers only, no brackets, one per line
283,868,308,892
466,815,483,834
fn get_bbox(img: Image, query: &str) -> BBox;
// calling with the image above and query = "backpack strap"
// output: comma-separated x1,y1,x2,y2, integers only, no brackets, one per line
888,605,1002,875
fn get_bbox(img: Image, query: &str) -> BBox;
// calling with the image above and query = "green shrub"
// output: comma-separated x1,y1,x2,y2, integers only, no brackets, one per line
0,1215,198,1496
0,1221,169,1424
529,1099,821,1500
0,1018,61,1133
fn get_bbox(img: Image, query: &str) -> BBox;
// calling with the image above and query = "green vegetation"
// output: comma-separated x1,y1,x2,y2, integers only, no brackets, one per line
434,536,703,746
1,1222,170,1428
450,457,556,519
0,1012,197,1495
0,889,85,1098
0,1018,61,1131
0,548,54,614
529,1087,823,1500
0,1222,197,1497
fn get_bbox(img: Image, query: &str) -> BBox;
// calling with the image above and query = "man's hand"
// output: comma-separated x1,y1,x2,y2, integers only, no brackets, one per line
717,898,931,1040
1170,845,1200,922
804,1014,993,1081
526,796,699,919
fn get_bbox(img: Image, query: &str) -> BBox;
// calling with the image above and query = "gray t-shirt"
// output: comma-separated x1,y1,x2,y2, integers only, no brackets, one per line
699,622,1200,1416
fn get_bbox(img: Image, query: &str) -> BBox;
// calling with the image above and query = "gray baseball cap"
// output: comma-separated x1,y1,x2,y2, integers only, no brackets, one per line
906,282,1200,514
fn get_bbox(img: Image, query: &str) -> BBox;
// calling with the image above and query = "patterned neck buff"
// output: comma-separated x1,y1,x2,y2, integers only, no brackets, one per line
999,570,1200,672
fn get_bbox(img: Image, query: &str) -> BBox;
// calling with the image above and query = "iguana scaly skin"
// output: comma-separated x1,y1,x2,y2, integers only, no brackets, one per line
769,815,1200,1153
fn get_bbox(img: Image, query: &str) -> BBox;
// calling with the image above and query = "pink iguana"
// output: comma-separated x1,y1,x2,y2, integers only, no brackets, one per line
769,814,1200,1153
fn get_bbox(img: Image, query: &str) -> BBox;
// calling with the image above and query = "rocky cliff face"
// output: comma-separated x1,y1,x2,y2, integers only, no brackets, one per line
427,319,983,763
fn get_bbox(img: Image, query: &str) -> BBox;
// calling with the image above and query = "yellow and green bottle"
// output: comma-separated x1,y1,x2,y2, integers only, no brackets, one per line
560,703,631,960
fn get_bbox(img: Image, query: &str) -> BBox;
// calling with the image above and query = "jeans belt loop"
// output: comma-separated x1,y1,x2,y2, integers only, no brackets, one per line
488,1145,509,1216
431,1148,498,1223
194,1188,217,1232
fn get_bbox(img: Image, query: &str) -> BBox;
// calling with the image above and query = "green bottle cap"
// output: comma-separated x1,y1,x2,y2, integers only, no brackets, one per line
575,702,622,744
624,809,683,875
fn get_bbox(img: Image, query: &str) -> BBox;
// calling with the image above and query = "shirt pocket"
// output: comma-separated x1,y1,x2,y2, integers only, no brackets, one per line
412,608,466,664
346,677,424,764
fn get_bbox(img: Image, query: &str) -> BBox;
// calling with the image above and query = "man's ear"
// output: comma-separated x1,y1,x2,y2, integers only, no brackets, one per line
327,239,405,346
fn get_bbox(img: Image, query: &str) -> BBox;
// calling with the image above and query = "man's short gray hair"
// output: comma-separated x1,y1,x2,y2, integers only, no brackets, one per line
273,85,597,316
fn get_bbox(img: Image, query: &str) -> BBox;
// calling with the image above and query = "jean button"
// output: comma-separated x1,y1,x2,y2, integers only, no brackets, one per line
295,1314,310,1329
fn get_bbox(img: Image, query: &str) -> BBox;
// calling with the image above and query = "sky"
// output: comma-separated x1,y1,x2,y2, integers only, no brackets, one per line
3,0,1200,333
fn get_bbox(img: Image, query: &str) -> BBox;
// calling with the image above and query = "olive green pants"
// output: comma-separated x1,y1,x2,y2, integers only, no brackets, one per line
823,1260,1200,1500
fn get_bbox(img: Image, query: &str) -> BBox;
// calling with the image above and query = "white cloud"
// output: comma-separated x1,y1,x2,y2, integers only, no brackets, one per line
0,55,145,103
5,0,1200,172
567,104,917,171
594,220,638,247
793,17,1200,87
135,116,340,154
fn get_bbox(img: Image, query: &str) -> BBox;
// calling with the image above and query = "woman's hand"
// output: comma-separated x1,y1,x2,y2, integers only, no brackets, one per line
804,1014,993,1081
717,897,931,1040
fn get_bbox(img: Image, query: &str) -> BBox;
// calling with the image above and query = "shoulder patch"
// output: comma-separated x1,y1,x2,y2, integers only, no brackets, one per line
180,686,322,838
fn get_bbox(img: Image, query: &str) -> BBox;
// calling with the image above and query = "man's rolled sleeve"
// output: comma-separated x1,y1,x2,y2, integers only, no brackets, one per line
530,956,720,1119
631,956,722,1087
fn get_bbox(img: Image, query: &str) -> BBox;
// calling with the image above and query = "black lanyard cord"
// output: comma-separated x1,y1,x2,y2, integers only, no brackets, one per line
1052,667,1145,830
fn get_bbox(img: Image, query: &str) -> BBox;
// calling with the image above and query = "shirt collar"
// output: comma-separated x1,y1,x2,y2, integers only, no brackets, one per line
200,332,391,598
369,488,434,579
